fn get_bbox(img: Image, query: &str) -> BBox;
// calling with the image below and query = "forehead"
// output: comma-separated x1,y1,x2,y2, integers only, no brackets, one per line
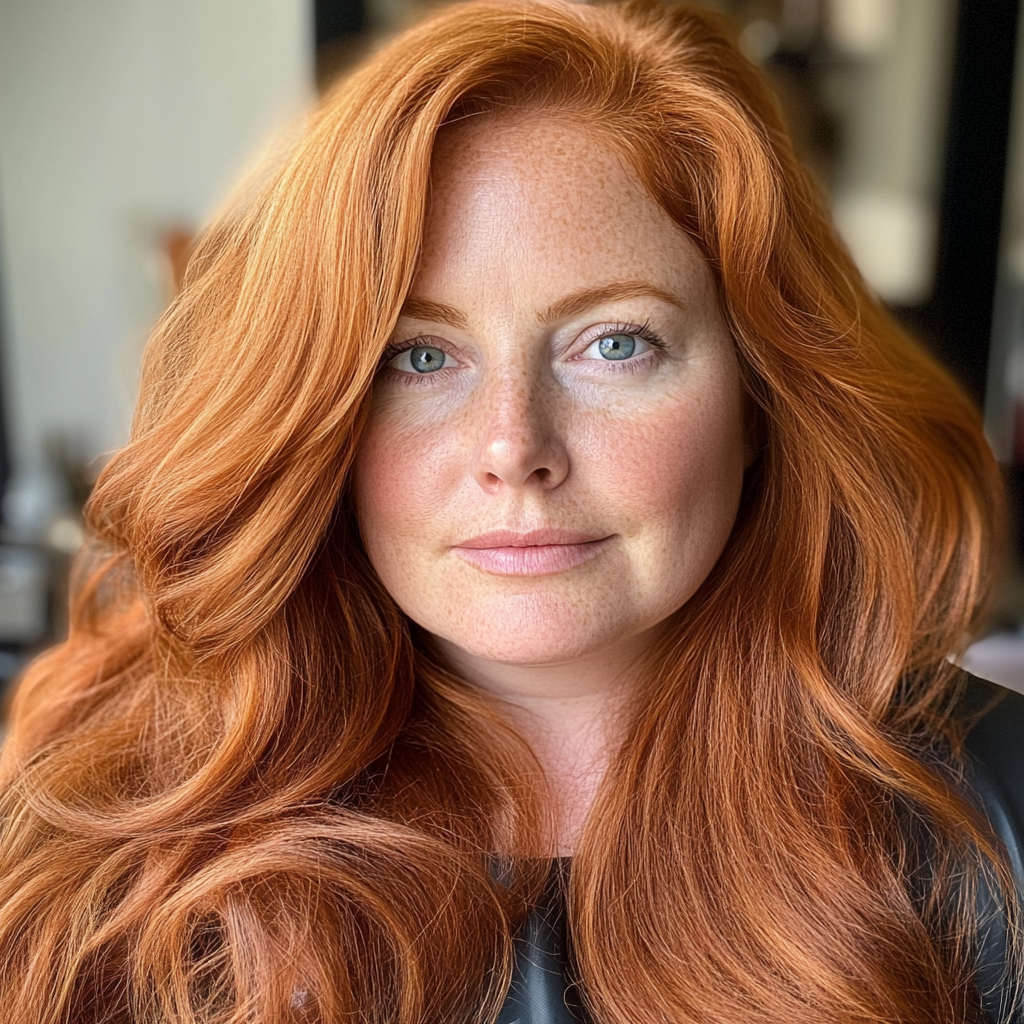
415,113,713,310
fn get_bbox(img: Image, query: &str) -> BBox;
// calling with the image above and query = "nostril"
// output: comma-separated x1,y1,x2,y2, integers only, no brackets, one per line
473,419,570,491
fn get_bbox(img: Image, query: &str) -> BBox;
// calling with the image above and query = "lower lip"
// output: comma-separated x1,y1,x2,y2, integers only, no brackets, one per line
451,539,611,576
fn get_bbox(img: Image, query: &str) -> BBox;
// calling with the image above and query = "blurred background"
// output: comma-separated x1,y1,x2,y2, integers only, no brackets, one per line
1,0,1023,691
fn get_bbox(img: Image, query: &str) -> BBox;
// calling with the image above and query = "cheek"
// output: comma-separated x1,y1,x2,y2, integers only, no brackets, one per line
350,407,461,569
584,382,746,582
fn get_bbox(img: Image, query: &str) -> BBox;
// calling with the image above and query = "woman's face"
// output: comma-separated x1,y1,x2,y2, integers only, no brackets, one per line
352,115,747,671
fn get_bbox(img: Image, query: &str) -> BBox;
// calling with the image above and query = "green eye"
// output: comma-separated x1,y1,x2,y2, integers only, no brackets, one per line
597,334,636,360
409,345,446,372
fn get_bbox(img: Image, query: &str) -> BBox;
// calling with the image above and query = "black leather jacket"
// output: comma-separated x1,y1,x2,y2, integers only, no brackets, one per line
497,673,1024,1024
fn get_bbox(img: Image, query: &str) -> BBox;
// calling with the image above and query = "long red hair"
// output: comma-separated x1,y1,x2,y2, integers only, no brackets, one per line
0,2,1015,1021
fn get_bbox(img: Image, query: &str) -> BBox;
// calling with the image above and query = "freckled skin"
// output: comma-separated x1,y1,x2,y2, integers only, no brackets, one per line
353,115,746,673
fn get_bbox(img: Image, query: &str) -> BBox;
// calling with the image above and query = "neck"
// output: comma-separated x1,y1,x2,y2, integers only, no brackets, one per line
434,633,650,855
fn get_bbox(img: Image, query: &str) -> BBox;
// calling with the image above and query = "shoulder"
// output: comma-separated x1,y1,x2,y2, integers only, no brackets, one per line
953,672,1024,884
950,673,1024,1022
955,671,1024,776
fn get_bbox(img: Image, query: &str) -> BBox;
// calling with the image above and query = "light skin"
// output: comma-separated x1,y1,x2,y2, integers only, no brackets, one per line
352,114,748,854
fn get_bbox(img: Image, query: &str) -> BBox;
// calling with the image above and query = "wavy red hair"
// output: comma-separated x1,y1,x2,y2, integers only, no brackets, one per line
0,2,1016,1021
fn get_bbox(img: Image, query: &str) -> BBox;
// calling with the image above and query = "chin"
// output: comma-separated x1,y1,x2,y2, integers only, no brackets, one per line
427,590,626,666
447,631,599,666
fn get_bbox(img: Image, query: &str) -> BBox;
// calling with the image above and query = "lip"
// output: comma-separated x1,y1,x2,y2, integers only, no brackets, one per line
451,528,613,576
457,528,605,548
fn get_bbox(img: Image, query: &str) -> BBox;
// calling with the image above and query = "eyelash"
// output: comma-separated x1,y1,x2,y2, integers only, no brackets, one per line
378,338,458,387
379,321,667,382
380,338,445,365
576,321,666,372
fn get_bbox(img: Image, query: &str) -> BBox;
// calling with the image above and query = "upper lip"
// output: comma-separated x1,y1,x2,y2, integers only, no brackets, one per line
454,528,609,548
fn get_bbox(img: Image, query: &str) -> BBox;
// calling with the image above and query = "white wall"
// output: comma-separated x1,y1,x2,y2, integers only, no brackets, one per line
0,0,311,522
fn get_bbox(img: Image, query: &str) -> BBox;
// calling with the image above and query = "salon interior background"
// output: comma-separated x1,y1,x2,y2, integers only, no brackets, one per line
1,0,1023,690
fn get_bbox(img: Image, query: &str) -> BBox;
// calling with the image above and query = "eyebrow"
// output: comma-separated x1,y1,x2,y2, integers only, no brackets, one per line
397,280,687,332
398,298,469,330
538,281,688,324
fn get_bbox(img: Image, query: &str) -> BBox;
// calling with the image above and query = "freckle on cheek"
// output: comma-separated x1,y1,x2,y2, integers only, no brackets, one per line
356,427,450,547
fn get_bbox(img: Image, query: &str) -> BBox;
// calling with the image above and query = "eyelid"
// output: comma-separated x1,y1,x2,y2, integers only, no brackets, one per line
381,336,463,372
571,321,666,358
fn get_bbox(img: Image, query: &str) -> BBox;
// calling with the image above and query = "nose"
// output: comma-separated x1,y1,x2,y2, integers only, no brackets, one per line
471,371,569,493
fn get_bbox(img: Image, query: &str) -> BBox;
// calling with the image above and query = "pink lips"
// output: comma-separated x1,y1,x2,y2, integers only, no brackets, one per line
451,528,612,576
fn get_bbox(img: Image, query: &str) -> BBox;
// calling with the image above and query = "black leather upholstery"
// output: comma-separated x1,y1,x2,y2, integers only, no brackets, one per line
959,674,1024,1023
495,673,1024,1024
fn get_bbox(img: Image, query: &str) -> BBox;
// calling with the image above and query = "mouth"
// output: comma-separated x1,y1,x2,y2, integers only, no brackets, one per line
450,528,613,576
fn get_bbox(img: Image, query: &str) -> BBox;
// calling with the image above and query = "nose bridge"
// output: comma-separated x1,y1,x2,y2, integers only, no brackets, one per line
489,362,540,438
472,357,568,490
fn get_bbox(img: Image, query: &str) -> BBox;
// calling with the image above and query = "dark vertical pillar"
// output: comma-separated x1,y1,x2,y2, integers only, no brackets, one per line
921,0,1020,407
315,0,368,47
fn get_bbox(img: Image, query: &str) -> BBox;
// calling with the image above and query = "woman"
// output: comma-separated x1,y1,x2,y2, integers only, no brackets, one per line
0,1,1020,1021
